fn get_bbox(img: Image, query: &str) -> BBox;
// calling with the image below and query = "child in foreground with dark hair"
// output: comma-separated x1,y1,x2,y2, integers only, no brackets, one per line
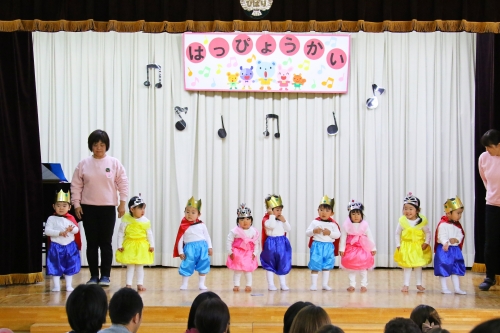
66,284,107,333
185,292,221,333
116,194,154,291
410,304,442,332
226,203,260,292
98,287,143,333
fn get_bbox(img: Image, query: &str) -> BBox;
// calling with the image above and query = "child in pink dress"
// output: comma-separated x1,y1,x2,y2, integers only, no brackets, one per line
339,200,376,292
226,203,260,292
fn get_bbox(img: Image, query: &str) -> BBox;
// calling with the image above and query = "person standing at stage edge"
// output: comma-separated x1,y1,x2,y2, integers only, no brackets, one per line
71,129,129,286
478,129,500,291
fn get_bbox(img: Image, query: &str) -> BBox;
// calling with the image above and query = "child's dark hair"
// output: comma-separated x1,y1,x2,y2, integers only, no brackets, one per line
480,129,500,147
349,209,364,221
470,318,500,333
316,324,346,333
87,129,110,152
318,204,333,211
410,304,442,331
236,216,254,226
187,292,221,330
66,284,108,333
109,287,143,325
283,301,313,333
128,196,145,214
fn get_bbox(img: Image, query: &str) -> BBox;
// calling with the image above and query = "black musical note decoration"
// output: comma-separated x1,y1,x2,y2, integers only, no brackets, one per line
263,114,280,138
366,84,385,109
327,112,338,136
175,106,188,131
144,64,162,88
218,115,227,138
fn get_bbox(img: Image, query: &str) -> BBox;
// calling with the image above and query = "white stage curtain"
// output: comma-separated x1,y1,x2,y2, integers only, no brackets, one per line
33,31,476,268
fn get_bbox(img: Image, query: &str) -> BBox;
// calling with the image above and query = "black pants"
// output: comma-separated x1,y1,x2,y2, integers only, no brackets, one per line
484,204,500,279
81,205,116,277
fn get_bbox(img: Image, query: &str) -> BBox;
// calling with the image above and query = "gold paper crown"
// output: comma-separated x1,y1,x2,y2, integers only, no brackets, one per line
319,195,335,209
444,196,464,213
55,189,71,203
265,195,283,209
186,196,202,212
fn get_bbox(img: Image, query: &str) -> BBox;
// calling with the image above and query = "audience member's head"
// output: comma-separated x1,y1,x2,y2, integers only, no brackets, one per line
194,298,230,333
289,305,331,333
283,301,313,333
410,304,442,332
187,291,221,331
426,328,450,333
470,318,500,333
108,288,143,333
315,324,345,333
384,317,421,333
65,284,108,333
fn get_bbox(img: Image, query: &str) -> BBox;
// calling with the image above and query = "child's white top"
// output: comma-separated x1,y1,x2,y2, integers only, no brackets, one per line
305,220,341,242
339,221,376,251
264,215,291,236
437,222,464,246
226,227,259,255
117,215,155,247
44,216,79,246
178,223,213,255
395,217,431,247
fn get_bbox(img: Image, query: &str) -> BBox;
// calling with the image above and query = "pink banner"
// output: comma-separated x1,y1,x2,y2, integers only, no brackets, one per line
183,33,350,94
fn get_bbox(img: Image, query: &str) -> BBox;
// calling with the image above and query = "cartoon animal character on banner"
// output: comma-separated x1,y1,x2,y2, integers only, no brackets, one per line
227,72,239,90
292,74,307,90
256,60,276,90
239,66,255,90
276,65,293,91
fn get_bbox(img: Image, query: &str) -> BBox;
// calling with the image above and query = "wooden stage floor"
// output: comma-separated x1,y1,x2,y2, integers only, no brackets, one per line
1,267,500,332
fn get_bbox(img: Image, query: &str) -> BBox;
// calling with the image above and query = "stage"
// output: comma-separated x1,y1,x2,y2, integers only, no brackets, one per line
1,267,499,332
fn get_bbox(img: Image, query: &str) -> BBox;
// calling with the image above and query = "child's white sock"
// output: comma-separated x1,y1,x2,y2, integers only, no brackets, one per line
244,272,252,287
279,275,289,291
322,271,331,290
403,268,412,286
266,271,277,291
136,265,145,285
126,265,136,286
233,271,242,287
451,274,466,294
415,267,423,285
440,276,451,293
65,275,74,291
310,273,318,290
180,276,189,290
199,275,207,290
360,270,368,287
348,271,357,288
52,276,61,292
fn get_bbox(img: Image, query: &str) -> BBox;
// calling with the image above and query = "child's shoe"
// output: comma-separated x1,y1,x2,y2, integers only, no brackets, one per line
455,289,467,295
198,276,207,290
180,276,189,290
268,285,278,291
310,284,317,291
66,286,74,292
441,289,452,294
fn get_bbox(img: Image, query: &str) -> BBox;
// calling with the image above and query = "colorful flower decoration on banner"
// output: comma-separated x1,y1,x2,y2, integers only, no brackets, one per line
240,0,273,19
366,84,385,109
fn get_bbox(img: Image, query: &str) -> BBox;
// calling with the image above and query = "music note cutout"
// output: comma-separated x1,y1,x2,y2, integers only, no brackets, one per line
317,65,326,74
216,64,223,74
311,80,317,89
203,37,209,45
198,66,211,77
191,77,199,87
227,56,237,67
282,57,292,65
326,37,337,47
247,54,256,63
321,77,334,88
339,73,345,82
298,60,310,71
211,78,216,88
188,67,193,77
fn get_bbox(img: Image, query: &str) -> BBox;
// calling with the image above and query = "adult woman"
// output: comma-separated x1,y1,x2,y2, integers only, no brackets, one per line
289,305,331,333
186,292,221,333
71,129,129,285
66,284,108,333
478,129,500,291
194,298,230,333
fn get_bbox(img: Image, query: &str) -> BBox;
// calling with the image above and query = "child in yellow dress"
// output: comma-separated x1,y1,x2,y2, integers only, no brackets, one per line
394,192,432,293
116,195,154,291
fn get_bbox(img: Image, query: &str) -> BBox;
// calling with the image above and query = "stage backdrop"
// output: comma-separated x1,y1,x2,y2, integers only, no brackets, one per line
34,31,476,268
184,33,350,94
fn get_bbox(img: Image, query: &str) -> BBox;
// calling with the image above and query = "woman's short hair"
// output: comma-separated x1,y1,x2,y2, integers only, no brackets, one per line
480,129,500,147
470,318,500,333
65,284,108,333
88,129,110,151
283,301,313,333
315,324,345,333
194,298,230,333
187,291,221,330
289,305,331,333
108,287,143,325
410,304,442,329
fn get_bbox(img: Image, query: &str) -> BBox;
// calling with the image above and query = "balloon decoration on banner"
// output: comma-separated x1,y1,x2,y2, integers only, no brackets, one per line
144,64,162,88
327,112,339,136
240,0,273,19
218,115,227,138
366,84,385,109
263,114,280,138
174,106,188,131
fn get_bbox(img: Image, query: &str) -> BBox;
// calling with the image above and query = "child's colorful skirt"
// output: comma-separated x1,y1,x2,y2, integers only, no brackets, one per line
434,244,465,277
226,238,258,272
